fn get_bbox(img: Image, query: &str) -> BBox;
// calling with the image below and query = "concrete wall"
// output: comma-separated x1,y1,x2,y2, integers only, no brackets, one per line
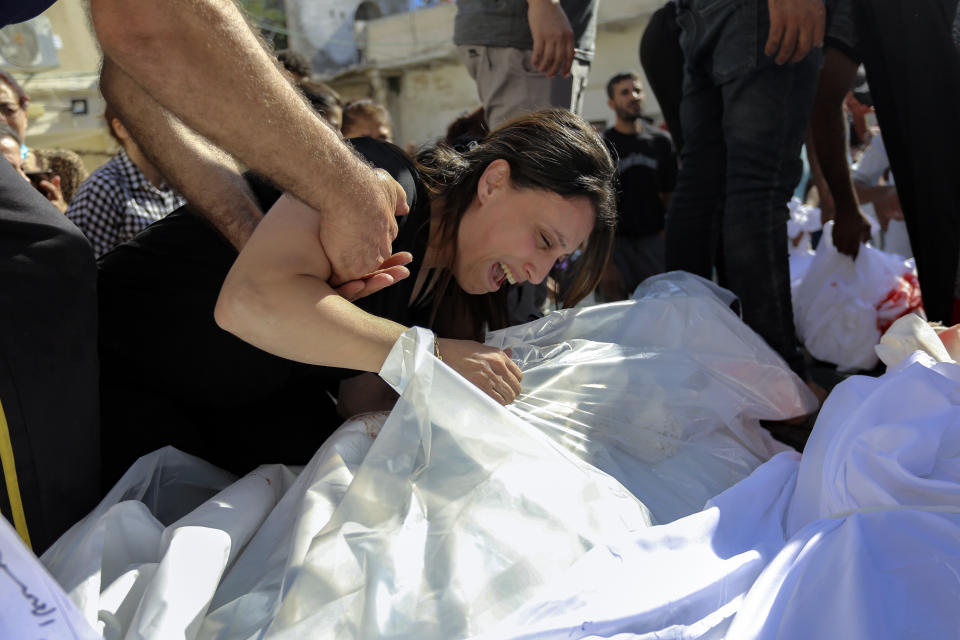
327,0,661,148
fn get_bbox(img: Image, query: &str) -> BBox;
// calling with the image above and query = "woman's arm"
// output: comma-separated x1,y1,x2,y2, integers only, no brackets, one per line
216,194,523,403
215,194,411,372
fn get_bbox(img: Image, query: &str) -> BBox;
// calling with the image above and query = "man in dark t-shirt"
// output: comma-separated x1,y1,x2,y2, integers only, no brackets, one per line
600,72,677,300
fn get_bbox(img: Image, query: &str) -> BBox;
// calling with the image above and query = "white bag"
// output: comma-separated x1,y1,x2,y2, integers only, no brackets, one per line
792,221,924,370
489,272,815,523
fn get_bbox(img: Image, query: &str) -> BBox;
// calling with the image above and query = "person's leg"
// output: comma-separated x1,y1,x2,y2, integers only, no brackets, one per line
640,2,686,152
719,52,821,378
854,0,960,323
459,45,589,128
666,0,754,280
0,160,99,553
663,69,725,279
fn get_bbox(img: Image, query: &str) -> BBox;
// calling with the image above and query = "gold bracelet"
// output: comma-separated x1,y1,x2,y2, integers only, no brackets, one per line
434,335,442,361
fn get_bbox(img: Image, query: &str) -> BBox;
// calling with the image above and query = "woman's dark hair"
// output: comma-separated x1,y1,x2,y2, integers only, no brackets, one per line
416,108,617,339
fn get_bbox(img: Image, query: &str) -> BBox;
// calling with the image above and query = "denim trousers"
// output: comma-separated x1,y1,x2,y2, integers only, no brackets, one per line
665,0,822,377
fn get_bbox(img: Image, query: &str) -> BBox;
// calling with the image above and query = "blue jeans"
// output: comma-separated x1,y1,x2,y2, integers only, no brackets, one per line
666,0,822,377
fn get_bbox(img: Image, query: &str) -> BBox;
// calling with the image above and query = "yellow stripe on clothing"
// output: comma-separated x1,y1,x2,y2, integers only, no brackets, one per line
0,398,31,550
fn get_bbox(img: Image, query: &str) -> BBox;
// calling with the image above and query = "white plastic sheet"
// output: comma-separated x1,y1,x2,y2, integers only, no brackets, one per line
473,354,960,640
488,272,814,523
792,220,925,370
54,273,956,640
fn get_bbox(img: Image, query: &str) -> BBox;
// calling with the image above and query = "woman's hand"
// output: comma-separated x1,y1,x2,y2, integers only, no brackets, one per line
437,338,523,405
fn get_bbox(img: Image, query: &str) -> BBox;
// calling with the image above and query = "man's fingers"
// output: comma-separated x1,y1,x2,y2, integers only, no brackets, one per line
393,183,410,218
560,39,574,77
791,22,815,63
776,24,799,64
765,18,785,57
531,38,545,69
540,40,559,75
812,4,826,47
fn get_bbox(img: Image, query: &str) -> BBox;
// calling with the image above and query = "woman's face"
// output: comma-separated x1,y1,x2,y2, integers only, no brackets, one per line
454,159,595,295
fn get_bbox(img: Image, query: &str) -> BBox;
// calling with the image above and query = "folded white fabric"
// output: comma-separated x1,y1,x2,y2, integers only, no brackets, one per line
875,312,955,367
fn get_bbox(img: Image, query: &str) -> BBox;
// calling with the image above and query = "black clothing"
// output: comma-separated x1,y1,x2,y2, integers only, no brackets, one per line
98,138,432,484
0,159,100,553
1,0,55,27
603,126,677,238
826,0,960,322
639,1,686,154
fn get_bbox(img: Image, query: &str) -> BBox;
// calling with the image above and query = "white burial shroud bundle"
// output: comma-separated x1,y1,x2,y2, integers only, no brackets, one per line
39,273,960,640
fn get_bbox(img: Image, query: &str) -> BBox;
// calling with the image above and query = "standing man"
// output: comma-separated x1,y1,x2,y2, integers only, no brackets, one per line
0,0,409,553
664,0,825,380
454,0,598,129
600,72,677,300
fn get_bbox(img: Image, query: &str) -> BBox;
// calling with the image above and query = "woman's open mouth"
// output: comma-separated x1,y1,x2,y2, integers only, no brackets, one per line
490,261,518,290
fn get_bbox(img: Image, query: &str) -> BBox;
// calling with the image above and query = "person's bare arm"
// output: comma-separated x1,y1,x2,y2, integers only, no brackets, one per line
100,58,262,248
215,194,522,404
809,47,871,257
765,0,826,64
215,194,409,371
803,126,836,222
89,0,408,280
527,0,575,78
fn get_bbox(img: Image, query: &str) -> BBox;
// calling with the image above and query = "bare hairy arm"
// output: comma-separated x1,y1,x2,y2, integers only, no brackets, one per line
100,58,262,249
90,0,408,279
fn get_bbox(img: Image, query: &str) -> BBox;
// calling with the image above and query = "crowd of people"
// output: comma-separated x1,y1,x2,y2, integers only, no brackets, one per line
0,0,958,561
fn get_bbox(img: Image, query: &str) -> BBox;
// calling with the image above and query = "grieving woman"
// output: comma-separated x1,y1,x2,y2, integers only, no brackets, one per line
98,109,615,483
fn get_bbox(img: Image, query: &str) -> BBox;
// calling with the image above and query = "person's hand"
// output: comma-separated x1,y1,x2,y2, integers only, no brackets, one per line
832,203,872,259
37,175,68,214
437,338,523,405
335,252,413,301
872,185,903,232
320,166,410,285
765,0,826,65
527,0,575,78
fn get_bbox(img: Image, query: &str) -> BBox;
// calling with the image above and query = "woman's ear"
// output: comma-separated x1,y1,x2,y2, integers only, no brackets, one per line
477,158,511,204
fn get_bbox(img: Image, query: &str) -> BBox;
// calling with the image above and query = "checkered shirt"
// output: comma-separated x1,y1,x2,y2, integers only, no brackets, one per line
66,149,186,258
